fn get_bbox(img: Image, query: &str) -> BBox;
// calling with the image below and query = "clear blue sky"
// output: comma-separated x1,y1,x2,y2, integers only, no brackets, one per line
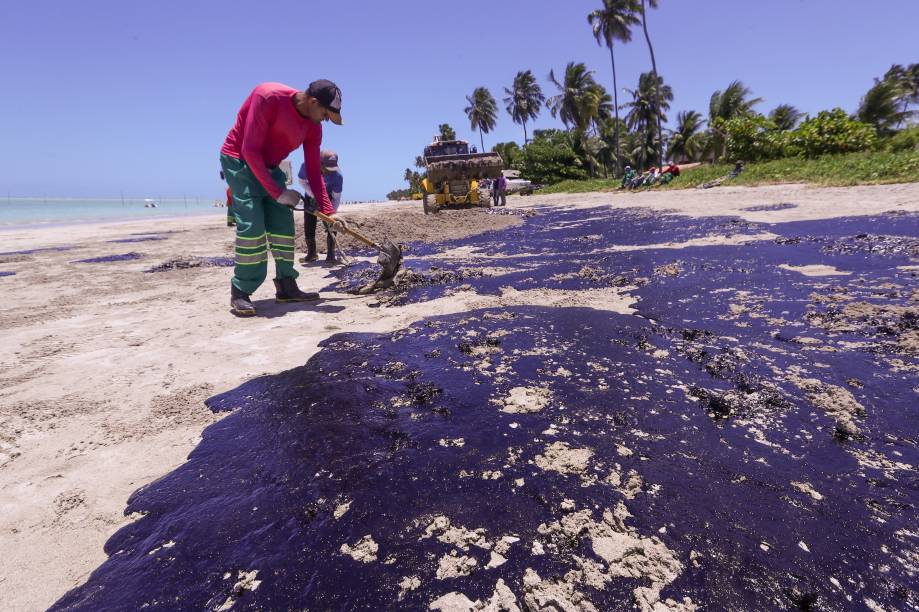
2,0,916,201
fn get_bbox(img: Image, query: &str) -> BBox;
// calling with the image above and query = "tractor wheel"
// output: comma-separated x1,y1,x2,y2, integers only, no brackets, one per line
422,193,439,215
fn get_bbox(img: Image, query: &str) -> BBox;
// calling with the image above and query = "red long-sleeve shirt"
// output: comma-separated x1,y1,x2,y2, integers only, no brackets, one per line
220,83,334,215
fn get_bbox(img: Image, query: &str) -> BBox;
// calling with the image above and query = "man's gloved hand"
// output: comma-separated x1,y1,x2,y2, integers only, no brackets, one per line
276,189,302,208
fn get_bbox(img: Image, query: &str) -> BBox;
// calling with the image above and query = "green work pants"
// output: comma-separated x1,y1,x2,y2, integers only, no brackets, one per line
220,154,298,295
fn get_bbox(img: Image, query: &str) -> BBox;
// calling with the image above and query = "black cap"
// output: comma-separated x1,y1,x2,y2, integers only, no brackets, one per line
306,79,342,125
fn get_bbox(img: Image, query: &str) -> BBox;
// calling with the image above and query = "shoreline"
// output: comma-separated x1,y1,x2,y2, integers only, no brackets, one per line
0,199,407,233
1,183,917,610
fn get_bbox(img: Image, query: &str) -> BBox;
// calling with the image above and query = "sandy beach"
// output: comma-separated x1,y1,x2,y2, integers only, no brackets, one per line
1,183,917,610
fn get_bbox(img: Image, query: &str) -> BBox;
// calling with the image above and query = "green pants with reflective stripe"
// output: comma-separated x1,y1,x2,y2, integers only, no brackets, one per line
220,154,298,295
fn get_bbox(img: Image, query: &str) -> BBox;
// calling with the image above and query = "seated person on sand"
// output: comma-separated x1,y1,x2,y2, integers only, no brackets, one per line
628,169,648,190
657,162,681,185
620,165,636,189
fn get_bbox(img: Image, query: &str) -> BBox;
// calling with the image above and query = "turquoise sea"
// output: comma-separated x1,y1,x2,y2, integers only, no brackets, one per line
0,197,225,228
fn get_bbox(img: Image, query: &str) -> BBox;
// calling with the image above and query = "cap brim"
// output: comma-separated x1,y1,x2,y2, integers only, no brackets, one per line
328,110,343,125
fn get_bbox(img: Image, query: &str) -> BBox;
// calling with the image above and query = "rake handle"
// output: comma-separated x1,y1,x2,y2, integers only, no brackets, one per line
309,209,381,251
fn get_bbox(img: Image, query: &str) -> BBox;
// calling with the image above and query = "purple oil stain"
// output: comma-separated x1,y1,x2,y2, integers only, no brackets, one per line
0,246,75,256
109,236,168,243
53,205,918,610
0,271,15,277
145,256,234,273
742,202,798,212
72,252,144,264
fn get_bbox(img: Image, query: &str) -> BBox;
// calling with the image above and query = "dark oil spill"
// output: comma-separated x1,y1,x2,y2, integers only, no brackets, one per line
145,256,234,273
54,204,918,610
0,245,75,256
109,236,168,243
71,252,144,264
742,202,798,212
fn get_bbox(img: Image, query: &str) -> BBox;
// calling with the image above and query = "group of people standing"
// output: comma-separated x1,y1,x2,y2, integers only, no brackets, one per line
218,79,346,316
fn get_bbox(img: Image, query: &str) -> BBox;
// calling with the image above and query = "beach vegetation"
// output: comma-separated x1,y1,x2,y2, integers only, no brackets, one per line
464,87,498,151
637,0,664,168
667,110,706,163
882,125,919,152
492,141,523,168
588,0,642,175
538,148,919,193
624,71,673,168
438,123,457,141
516,129,589,184
768,104,805,131
857,76,915,136
503,70,545,144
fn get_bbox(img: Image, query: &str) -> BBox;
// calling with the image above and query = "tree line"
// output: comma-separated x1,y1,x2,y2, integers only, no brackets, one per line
390,1,917,197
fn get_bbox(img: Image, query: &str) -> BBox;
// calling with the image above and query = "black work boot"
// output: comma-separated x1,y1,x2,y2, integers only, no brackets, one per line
231,284,256,316
300,237,319,264
325,231,337,263
274,277,320,303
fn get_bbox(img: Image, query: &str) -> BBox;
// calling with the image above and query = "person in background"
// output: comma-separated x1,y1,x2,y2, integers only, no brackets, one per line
620,165,636,189
219,79,346,316
492,174,507,207
658,161,681,185
298,150,343,263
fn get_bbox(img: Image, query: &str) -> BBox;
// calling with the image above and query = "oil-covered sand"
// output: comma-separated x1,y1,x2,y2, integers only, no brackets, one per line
48,200,918,610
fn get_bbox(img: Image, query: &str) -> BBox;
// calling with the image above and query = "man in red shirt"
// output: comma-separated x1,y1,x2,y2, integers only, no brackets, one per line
220,80,346,316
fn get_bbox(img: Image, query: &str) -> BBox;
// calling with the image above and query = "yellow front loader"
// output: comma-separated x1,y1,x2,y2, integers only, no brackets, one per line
419,138,503,214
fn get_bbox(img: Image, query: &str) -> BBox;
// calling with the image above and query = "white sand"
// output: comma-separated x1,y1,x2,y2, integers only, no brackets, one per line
1,182,917,609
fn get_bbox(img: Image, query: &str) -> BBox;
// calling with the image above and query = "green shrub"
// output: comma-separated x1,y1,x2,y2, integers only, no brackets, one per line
714,115,787,162
883,126,919,152
787,109,877,157
517,130,589,184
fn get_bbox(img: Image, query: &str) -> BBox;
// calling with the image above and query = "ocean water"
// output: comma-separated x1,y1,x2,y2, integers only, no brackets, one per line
0,197,225,227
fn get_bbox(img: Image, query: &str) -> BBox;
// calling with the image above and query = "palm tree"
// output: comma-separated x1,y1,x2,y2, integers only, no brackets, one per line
769,104,804,131
464,87,498,150
438,123,456,140
547,62,609,132
708,80,762,160
667,110,704,162
503,70,545,144
625,71,673,169
857,79,912,136
588,0,641,175
638,0,663,168
881,64,919,128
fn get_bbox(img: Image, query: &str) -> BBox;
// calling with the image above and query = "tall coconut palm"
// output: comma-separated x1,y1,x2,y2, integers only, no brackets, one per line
503,70,545,144
464,87,498,150
768,104,804,131
708,80,762,160
624,71,673,169
588,0,641,175
667,110,704,162
638,0,663,168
